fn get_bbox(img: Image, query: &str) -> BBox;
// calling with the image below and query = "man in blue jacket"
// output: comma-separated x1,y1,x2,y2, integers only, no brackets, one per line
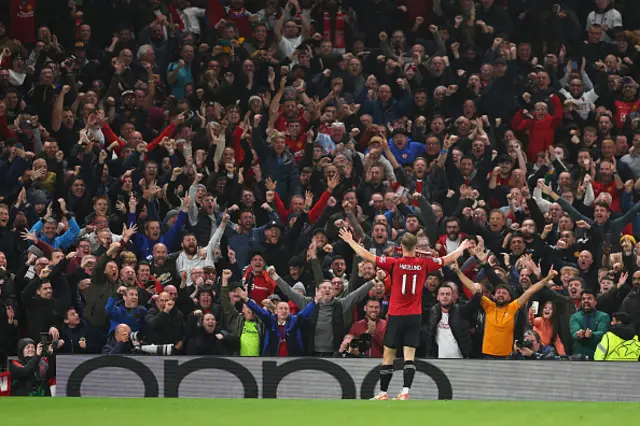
127,194,189,258
357,82,412,125
105,286,146,335
237,281,319,356
29,199,80,251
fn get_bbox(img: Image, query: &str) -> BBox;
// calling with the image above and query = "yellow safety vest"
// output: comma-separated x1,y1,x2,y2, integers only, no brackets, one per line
594,332,640,361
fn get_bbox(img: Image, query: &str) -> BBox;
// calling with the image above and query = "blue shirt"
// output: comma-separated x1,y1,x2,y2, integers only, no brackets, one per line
387,139,427,166
167,62,193,100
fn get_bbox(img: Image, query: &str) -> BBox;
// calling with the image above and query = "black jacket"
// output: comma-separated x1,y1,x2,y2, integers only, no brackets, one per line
101,336,135,354
621,288,640,335
144,307,186,345
20,277,65,341
9,338,50,396
425,292,482,358
186,328,238,355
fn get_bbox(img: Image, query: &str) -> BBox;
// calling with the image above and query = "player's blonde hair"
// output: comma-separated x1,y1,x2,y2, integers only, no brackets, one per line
401,233,417,250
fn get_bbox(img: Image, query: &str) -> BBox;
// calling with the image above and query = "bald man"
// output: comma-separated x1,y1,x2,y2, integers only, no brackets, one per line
102,324,133,354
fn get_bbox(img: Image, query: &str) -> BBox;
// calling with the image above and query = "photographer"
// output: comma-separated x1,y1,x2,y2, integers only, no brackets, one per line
510,330,558,360
9,337,62,396
333,334,370,358
102,324,135,355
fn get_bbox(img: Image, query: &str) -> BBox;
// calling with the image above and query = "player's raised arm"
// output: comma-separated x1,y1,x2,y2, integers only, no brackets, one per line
517,266,557,307
441,239,473,266
339,228,376,263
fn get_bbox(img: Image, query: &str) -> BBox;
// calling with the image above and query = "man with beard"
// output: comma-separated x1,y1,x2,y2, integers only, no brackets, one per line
144,291,185,352
425,262,482,358
348,298,387,358
480,267,558,358
364,221,395,256
175,213,228,286
570,290,611,358
435,217,467,256
149,243,177,288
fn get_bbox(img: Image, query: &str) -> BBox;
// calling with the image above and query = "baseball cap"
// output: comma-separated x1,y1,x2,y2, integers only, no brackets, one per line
391,128,408,138
265,220,282,230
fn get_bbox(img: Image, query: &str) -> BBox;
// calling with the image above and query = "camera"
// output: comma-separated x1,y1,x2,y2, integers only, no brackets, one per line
516,339,533,349
350,335,372,354
39,332,60,355
129,331,174,355
134,344,174,356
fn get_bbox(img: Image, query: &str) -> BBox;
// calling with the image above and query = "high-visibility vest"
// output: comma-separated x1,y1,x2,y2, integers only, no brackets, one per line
594,332,640,361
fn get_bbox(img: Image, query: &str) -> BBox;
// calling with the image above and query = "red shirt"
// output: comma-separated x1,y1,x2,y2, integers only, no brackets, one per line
277,324,288,356
592,180,621,213
348,319,387,357
10,0,36,43
274,110,309,132
244,269,276,306
375,255,444,316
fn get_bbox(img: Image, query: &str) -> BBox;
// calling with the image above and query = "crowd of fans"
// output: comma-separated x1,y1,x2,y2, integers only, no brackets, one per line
2,0,640,395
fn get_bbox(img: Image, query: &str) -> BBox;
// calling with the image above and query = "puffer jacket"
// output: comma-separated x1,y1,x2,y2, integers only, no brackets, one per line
425,292,482,358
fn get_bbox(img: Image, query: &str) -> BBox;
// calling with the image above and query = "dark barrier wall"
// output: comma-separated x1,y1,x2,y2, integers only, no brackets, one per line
55,355,640,401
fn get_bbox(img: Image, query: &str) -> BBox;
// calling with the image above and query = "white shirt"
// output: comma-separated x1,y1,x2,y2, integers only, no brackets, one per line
278,35,302,59
436,312,463,358
558,88,599,120
586,9,623,43
445,237,461,254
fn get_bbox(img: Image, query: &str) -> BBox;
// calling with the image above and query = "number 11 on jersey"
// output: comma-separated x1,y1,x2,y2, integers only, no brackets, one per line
401,274,417,295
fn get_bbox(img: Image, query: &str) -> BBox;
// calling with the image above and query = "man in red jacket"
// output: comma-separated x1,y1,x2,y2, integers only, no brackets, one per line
511,97,563,160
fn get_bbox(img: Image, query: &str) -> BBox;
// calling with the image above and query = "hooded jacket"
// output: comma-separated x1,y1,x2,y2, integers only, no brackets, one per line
9,338,50,396
594,324,640,361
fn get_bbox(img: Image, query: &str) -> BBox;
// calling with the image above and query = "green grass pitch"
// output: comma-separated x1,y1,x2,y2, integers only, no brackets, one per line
2,398,640,425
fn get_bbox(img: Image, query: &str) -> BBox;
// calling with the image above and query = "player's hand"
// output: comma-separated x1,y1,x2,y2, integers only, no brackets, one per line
338,228,353,243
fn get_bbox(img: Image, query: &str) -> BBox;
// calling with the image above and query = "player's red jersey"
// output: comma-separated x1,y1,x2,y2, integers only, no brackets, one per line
376,255,444,316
